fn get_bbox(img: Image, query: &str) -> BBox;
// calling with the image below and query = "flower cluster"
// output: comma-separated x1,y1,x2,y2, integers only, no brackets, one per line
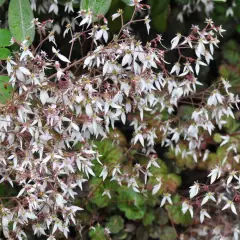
176,0,237,23
0,1,239,239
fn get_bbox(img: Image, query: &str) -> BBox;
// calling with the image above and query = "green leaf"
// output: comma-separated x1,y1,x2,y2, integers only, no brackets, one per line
121,0,131,4
142,209,155,226
89,226,108,240
151,7,169,33
0,29,11,47
0,76,13,104
148,0,170,15
177,105,195,122
136,227,149,240
117,187,146,220
166,174,182,189
159,226,177,240
106,216,124,233
156,208,169,225
166,195,192,226
0,0,6,6
0,48,10,60
8,0,35,44
93,139,124,175
237,25,240,33
89,178,117,208
80,0,112,18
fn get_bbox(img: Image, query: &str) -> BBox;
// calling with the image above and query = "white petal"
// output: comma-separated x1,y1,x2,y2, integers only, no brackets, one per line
57,53,71,63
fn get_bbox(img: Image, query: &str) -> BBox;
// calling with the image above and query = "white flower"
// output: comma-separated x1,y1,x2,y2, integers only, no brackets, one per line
207,90,224,106
122,52,133,66
222,78,231,94
189,182,200,199
171,33,181,50
233,227,240,240
217,25,226,37
234,155,240,163
134,132,144,147
52,47,71,63
160,193,172,207
226,7,234,17
177,12,183,22
152,177,162,195
220,135,230,146
64,1,74,13
102,189,111,199
227,170,238,186
182,201,193,218
112,11,121,21
195,58,207,75
95,25,109,43
195,37,208,58
79,10,93,28
55,193,65,208
49,2,58,15
170,62,181,76
76,175,88,190
6,56,17,74
200,209,211,223
144,15,151,34
147,156,160,169
179,62,193,76
208,166,222,184
222,200,237,215
204,50,213,64
20,45,34,61
201,192,216,205
99,165,108,181
181,36,192,48
40,90,49,105
33,224,46,236
18,66,31,75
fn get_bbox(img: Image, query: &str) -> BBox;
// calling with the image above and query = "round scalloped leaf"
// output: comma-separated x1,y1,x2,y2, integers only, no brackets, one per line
8,0,35,44
0,48,11,60
117,188,146,220
80,0,112,19
0,76,13,104
106,215,124,233
89,226,108,240
0,29,12,47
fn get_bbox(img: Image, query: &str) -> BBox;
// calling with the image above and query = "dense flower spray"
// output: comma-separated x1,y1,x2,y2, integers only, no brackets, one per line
0,0,240,239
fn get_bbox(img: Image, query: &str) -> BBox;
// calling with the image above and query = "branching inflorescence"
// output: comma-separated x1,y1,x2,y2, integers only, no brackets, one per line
0,0,239,239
